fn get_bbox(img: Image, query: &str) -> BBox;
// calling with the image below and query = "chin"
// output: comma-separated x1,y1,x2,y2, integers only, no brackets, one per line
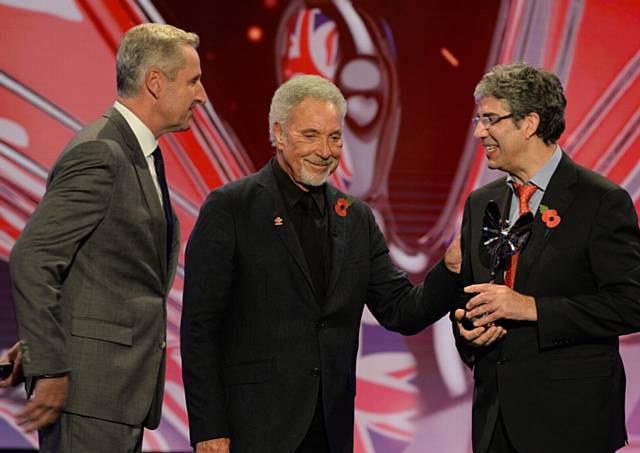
486,159,500,170
302,167,334,187
301,176,328,187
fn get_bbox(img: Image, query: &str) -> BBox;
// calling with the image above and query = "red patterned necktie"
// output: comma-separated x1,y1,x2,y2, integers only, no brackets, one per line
504,183,537,288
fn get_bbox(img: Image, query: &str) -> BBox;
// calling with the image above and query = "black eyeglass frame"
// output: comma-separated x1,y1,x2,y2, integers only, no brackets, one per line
472,113,514,129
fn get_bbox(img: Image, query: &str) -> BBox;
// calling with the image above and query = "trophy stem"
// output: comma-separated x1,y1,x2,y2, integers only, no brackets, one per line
489,253,498,282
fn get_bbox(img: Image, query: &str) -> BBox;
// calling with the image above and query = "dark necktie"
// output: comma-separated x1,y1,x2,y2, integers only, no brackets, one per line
505,183,537,288
298,194,326,305
152,146,174,262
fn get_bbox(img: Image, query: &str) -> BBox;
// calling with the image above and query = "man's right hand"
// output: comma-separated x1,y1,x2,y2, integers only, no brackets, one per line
454,309,506,346
196,437,231,453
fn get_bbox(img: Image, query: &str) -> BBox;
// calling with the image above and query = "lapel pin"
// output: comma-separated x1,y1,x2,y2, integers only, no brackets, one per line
274,216,284,226
334,196,354,218
539,204,561,228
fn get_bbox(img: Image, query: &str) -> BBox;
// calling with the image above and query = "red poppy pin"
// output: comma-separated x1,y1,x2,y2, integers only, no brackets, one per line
334,197,353,217
539,204,561,228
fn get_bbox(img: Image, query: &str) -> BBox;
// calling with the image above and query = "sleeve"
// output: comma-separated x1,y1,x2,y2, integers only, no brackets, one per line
363,205,458,335
536,187,640,348
451,196,476,368
180,189,235,445
10,141,117,377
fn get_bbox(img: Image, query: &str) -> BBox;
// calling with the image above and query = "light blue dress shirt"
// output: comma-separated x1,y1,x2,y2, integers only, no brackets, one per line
506,145,563,227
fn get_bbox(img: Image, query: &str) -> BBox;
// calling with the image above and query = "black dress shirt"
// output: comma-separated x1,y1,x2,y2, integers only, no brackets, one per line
272,159,330,304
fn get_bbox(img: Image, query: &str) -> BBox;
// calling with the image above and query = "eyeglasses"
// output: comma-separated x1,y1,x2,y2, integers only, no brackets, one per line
472,113,514,129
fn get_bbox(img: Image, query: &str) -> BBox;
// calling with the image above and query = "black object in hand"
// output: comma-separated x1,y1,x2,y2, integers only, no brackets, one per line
0,362,13,380
460,310,478,331
457,290,480,331
482,200,533,280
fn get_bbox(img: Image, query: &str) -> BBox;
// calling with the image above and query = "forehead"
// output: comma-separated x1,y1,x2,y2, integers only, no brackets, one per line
476,96,510,115
287,97,342,129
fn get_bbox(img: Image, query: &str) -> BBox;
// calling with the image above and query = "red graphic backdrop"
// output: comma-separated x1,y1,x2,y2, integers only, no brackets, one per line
1,1,639,451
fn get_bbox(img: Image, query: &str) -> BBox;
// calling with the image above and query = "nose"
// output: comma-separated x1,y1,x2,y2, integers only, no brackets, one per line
195,81,207,105
473,121,488,138
317,137,333,159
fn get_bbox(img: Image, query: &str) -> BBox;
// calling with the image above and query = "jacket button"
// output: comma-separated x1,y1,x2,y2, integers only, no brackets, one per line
497,357,509,365
317,321,325,329
311,367,320,377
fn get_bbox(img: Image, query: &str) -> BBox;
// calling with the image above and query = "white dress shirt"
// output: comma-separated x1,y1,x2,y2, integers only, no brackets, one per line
113,101,164,206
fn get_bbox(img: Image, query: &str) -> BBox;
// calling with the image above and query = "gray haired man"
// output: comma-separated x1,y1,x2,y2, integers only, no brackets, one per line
181,74,471,453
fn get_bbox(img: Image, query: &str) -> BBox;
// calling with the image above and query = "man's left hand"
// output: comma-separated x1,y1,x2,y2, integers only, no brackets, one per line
16,375,69,433
464,283,537,326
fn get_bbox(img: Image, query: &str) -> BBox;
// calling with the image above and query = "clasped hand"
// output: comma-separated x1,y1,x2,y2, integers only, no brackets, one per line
465,283,537,325
454,283,537,347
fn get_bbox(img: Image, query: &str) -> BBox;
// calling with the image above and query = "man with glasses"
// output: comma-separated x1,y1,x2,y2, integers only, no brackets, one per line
452,62,640,452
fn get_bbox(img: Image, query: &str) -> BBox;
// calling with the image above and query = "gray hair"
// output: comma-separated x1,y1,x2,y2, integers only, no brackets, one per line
268,74,347,146
116,23,200,97
474,63,566,144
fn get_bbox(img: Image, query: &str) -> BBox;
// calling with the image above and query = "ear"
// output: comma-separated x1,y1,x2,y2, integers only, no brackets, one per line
144,67,164,100
523,112,540,139
274,122,286,149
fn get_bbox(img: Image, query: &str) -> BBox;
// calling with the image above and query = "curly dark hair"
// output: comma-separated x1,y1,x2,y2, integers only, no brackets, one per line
474,63,567,144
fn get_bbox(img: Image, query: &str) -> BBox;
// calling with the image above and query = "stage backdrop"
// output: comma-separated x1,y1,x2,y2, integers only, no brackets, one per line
1,0,639,451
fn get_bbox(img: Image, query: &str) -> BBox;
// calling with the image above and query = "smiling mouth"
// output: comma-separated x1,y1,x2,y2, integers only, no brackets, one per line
484,144,499,153
305,159,332,168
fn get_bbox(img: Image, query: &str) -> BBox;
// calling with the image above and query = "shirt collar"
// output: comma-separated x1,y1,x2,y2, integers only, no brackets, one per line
271,158,325,215
506,144,562,192
113,101,158,158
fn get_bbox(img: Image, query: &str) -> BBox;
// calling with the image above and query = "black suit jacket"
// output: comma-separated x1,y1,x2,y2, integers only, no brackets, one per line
181,160,455,452
455,152,640,453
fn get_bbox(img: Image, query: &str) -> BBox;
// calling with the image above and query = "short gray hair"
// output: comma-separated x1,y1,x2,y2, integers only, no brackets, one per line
116,23,200,97
268,74,347,146
474,63,566,144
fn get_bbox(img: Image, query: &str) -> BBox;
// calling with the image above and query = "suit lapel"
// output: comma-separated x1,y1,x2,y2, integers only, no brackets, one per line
257,164,316,293
166,211,180,293
326,185,346,299
104,108,168,279
515,153,577,288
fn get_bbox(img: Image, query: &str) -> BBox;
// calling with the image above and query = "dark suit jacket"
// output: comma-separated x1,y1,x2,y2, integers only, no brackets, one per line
181,160,455,452
455,152,640,453
10,107,180,428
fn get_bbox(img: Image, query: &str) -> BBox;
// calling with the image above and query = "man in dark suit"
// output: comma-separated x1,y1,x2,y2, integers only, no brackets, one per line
0,23,205,452
452,63,640,453
180,74,475,453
